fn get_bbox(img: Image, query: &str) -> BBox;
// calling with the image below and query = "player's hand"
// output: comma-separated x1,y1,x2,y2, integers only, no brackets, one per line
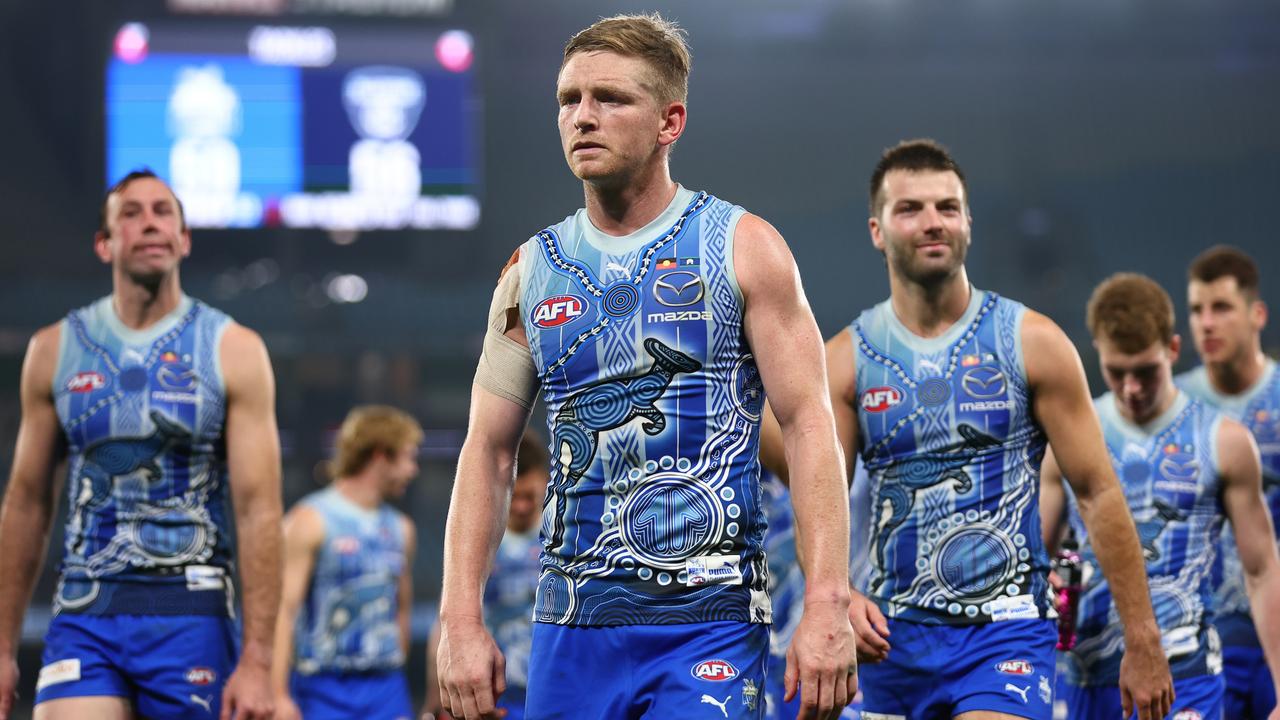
437,618,507,720
220,660,275,720
1269,704,1280,720
273,692,301,720
0,655,18,720
1117,621,1172,720
847,589,890,663
783,596,858,720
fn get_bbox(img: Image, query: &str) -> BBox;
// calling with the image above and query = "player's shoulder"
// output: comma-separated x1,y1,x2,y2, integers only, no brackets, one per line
27,320,64,359
284,501,328,544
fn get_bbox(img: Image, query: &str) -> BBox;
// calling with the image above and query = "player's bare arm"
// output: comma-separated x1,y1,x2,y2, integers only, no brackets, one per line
1218,418,1280,701
1023,311,1173,720
0,326,65,720
761,327,889,665
270,505,324,720
1039,449,1069,553
221,323,283,720
738,213,856,719
399,517,417,660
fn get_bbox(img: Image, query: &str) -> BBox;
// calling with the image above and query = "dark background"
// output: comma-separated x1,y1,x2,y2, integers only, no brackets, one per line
1,0,1277,714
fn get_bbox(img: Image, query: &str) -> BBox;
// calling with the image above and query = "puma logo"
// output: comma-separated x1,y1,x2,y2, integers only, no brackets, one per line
190,694,213,713
1005,683,1029,703
605,261,632,280
701,693,731,717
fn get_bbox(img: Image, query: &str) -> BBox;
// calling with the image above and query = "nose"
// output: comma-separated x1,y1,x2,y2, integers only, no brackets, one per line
921,205,944,234
1122,372,1143,398
572,97,598,131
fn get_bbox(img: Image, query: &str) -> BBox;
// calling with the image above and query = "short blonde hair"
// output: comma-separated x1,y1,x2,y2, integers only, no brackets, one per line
562,13,691,105
331,405,423,479
1086,273,1175,353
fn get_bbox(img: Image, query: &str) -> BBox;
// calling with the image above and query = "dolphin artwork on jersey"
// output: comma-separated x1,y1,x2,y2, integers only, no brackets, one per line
545,337,701,552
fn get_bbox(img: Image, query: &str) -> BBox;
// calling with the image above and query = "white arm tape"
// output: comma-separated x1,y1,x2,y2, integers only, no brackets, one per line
474,259,539,409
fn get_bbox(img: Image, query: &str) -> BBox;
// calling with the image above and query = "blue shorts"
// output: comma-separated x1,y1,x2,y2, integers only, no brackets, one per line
526,620,768,719
499,686,527,720
1222,644,1277,720
35,613,238,717
290,669,413,720
858,618,1057,720
1060,672,1223,719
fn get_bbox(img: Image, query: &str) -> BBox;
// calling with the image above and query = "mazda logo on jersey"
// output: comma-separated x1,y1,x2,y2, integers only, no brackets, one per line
962,367,1006,399
653,271,704,307
531,295,586,328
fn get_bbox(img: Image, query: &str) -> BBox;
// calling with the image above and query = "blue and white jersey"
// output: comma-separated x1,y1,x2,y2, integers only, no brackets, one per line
1061,392,1225,686
517,186,770,626
484,529,540,697
853,289,1052,625
293,487,406,674
1177,360,1280,647
761,474,803,664
52,295,234,616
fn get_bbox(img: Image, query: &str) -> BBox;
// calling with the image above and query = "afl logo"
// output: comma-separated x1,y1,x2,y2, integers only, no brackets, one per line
995,659,1034,675
531,295,585,328
185,667,216,686
691,659,738,682
861,386,903,413
66,371,107,394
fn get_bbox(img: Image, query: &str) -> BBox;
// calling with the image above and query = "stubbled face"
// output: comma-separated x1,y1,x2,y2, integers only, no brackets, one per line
508,468,548,534
556,51,674,188
870,169,971,288
380,443,421,499
1188,276,1265,366
1097,337,1180,424
96,177,190,283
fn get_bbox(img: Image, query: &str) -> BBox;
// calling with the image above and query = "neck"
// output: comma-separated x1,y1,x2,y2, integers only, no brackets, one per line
1206,345,1267,396
582,162,677,236
112,270,183,330
333,475,382,510
887,268,972,338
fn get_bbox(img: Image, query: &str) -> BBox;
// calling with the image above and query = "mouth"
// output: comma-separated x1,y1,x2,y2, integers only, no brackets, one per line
572,141,605,153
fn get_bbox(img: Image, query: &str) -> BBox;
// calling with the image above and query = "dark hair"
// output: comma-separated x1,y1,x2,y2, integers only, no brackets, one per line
868,139,967,217
1086,273,1176,353
99,169,187,236
516,429,549,478
1188,245,1260,302
562,13,691,105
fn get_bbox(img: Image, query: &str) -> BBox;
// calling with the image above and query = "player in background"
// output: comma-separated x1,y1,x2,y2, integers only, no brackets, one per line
273,405,422,720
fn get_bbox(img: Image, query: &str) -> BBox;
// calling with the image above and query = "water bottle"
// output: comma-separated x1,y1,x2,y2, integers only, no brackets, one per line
1055,535,1083,651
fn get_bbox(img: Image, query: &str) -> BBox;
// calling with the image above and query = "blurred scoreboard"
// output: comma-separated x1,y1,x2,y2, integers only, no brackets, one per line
106,21,480,230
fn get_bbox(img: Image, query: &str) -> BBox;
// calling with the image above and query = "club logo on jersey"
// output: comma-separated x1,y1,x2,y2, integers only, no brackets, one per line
995,660,1034,676
1157,449,1199,484
654,271,705,307
861,386,903,413
186,667,217,686
66,371,107,394
691,659,738,682
531,295,586,328
1172,711,1201,720
157,361,198,392
962,367,1007,399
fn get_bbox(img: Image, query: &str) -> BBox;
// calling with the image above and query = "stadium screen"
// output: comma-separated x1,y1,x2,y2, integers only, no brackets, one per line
106,21,480,230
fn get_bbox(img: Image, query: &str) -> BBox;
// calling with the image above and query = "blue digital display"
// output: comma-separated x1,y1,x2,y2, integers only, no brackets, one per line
105,23,480,230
